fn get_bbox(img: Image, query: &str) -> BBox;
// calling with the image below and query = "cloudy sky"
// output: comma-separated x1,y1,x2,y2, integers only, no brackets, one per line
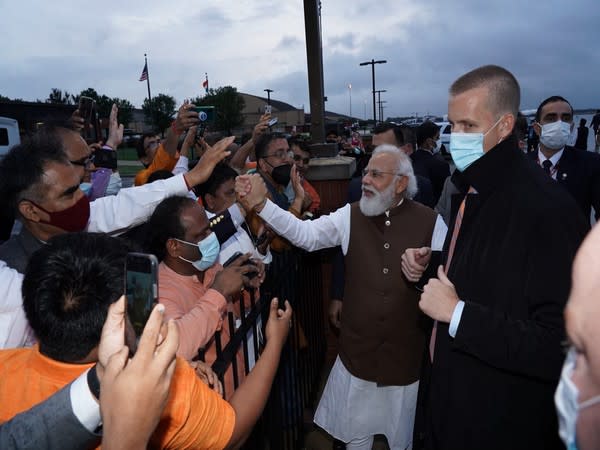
1,0,598,119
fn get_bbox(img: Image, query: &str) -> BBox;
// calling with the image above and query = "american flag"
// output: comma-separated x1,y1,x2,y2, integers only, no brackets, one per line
139,63,148,82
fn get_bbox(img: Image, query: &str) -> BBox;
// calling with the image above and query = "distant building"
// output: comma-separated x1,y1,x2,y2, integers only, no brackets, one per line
238,92,305,134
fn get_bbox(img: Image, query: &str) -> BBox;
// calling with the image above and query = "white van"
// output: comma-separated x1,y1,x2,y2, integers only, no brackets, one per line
0,117,20,159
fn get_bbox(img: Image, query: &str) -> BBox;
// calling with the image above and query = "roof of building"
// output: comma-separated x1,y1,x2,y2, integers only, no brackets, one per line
239,92,300,112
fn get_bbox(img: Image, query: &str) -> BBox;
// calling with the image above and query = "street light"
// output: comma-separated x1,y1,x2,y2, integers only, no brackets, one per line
359,59,387,124
347,83,352,119
264,88,274,105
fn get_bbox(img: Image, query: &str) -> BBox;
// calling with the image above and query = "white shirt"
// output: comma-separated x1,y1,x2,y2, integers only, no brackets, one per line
258,199,448,254
0,174,190,349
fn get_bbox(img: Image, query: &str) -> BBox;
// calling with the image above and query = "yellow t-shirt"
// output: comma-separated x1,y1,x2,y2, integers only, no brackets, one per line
0,346,235,450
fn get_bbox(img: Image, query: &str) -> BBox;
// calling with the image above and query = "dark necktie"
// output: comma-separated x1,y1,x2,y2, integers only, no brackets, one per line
542,160,553,176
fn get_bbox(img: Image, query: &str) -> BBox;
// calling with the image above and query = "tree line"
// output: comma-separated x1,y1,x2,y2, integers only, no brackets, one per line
1,86,246,135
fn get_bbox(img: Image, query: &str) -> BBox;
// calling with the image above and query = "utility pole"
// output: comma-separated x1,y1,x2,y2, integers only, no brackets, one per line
303,0,326,142
375,89,387,123
264,88,273,105
359,59,387,124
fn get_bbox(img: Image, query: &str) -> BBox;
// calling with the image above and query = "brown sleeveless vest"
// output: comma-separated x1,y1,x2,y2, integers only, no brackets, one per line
339,200,437,385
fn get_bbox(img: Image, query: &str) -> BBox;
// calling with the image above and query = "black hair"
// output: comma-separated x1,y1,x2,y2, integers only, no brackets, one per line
535,96,573,122
372,122,405,147
136,132,159,159
147,169,174,184
399,125,416,150
416,121,440,147
288,138,312,156
0,130,69,213
193,163,238,206
144,196,196,261
22,232,130,362
254,132,286,160
579,118,587,127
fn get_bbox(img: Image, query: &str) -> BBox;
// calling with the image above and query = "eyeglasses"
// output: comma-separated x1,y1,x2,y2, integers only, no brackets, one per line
362,168,402,179
70,154,95,168
265,150,294,160
293,154,310,165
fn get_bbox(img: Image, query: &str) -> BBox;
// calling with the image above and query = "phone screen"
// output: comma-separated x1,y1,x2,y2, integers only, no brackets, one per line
125,253,159,337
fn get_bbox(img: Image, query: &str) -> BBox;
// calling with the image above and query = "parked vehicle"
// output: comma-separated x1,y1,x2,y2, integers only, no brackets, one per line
0,117,20,159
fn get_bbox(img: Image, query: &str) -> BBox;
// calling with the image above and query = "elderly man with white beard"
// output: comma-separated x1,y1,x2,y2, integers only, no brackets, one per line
236,144,447,449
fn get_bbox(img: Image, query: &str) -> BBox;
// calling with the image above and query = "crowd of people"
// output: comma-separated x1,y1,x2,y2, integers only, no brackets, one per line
1,63,600,450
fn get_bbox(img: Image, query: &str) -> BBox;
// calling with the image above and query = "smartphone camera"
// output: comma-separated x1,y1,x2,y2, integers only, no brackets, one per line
265,104,272,115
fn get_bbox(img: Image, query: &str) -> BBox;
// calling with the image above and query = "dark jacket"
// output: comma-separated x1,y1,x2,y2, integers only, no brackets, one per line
415,137,589,450
411,150,450,204
528,146,600,222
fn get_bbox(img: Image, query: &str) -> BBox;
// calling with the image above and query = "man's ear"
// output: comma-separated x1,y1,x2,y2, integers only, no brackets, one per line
18,200,42,223
395,175,409,196
533,122,542,138
166,238,181,258
205,193,216,212
499,114,516,141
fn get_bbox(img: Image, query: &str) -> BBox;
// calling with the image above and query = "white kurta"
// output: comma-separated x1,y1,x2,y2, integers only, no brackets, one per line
314,357,418,448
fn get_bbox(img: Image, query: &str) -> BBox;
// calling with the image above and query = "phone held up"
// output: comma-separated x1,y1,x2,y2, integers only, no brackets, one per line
191,105,216,140
125,252,159,339
78,96,95,125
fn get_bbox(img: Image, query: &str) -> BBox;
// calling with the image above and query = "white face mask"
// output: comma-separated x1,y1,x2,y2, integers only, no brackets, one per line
555,348,600,450
540,120,571,150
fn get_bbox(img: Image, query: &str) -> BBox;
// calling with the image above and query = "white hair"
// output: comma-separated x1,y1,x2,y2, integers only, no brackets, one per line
371,144,418,199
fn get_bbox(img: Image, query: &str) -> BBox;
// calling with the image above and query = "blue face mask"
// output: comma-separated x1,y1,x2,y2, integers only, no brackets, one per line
449,117,503,171
175,232,220,271
79,182,92,197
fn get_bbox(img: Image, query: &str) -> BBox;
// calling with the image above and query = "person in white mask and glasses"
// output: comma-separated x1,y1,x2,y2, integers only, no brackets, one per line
527,95,600,224
555,223,600,450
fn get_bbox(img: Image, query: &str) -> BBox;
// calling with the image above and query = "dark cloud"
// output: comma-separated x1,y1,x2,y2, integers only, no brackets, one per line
277,35,302,50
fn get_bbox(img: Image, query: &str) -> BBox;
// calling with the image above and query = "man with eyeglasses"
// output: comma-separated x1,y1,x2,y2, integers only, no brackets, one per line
236,144,447,450
0,126,233,349
289,138,320,215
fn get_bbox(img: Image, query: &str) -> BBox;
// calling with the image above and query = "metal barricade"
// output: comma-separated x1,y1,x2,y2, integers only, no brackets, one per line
209,248,326,449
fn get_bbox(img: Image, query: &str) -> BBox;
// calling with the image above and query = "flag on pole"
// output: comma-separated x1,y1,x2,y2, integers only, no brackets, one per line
202,73,209,93
139,63,148,82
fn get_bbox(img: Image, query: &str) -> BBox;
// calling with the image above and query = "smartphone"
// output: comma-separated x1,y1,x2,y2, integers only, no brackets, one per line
268,117,278,127
78,96,95,125
265,104,272,115
93,148,117,169
191,106,216,124
125,253,159,337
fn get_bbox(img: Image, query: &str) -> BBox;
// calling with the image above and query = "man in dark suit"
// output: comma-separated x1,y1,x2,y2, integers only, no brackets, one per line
402,65,589,450
412,122,450,204
528,96,600,223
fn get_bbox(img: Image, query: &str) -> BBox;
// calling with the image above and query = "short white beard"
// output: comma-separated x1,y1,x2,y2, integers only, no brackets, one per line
359,183,397,217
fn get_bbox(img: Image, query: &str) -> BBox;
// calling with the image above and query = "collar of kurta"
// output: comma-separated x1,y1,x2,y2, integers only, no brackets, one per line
452,134,521,199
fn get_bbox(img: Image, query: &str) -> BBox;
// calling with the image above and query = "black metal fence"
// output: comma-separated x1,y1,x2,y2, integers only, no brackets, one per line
209,248,327,449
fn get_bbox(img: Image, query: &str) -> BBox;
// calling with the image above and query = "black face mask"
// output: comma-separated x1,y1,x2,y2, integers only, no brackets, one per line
271,164,292,186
